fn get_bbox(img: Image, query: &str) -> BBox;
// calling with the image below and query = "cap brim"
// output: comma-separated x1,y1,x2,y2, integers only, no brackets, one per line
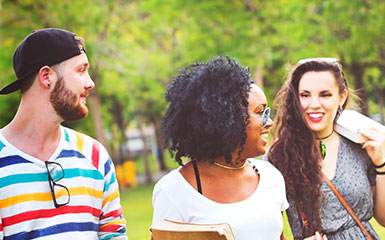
0,79,23,95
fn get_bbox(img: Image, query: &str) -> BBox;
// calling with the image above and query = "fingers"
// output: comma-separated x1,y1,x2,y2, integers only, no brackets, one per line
362,141,383,152
304,232,328,240
303,236,315,240
315,232,328,240
359,128,385,143
316,232,328,240
359,128,385,164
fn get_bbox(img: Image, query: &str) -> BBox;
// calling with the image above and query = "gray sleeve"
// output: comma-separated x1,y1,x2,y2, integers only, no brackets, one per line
367,159,377,186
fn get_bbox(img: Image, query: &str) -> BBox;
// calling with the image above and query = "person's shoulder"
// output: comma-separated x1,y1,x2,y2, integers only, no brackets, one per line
248,158,284,178
153,168,185,200
61,126,112,171
155,168,182,187
339,134,371,162
339,134,368,155
62,126,97,143
248,157,275,169
61,126,107,151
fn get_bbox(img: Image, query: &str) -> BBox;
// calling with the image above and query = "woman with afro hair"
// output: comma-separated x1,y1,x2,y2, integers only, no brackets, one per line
267,58,385,239
151,56,289,239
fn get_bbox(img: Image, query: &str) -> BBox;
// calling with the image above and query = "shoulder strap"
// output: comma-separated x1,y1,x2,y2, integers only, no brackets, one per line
321,172,373,240
192,160,202,194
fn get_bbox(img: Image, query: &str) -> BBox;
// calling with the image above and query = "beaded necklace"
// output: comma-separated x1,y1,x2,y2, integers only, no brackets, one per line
316,130,334,159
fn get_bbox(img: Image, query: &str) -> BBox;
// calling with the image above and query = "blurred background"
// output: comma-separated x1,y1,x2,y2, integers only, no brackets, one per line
1,0,384,239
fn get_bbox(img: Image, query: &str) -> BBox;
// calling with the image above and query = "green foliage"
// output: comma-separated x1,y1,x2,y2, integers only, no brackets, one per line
1,0,384,154
134,149,178,175
1,1,385,237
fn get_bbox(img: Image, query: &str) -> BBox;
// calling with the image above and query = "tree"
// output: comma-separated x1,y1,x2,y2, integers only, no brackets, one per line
1,0,384,179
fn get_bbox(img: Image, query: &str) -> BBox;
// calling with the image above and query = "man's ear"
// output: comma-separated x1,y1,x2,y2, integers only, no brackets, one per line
38,66,53,88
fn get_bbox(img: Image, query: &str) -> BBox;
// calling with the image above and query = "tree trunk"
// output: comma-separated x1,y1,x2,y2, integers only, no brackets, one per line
375,87,384,124
136,112,153,184
150,119,168,171
88,69,109,151
86,11,115,156
378,63,385,124
254,65,264,89
349,62,368,115
110,96,134,162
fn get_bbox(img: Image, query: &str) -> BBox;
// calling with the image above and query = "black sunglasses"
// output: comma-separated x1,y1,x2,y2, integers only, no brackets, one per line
45,161,70,208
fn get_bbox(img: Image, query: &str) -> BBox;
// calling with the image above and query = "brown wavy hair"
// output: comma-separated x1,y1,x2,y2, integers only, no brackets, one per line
268,60,351,237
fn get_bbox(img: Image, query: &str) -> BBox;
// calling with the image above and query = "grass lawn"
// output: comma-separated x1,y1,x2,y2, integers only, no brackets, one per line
121,183,385,240
121,183,155,240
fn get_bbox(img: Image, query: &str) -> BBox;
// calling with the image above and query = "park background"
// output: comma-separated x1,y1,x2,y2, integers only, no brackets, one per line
0,0,384,239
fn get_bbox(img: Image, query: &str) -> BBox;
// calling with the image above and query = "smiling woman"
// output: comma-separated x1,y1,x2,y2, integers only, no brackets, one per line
298,71,347,138
267,58,385,240
151,56,289,240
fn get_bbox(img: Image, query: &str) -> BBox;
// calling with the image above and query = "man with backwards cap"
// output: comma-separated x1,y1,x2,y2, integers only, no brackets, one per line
0,28,127,239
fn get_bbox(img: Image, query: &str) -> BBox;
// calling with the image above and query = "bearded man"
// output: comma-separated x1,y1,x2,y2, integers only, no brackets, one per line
0,28,127,239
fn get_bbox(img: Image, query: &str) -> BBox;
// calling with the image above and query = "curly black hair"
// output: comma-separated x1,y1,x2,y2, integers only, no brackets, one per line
162,56,253,166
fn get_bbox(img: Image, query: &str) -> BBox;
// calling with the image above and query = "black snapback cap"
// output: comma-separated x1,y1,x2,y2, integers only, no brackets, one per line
0,28,83,95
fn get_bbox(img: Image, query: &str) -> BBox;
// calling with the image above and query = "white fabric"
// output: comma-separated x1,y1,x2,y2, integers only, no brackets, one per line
152,159,289,240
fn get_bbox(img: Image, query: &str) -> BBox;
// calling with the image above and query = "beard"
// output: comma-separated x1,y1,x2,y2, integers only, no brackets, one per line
50,75,89,121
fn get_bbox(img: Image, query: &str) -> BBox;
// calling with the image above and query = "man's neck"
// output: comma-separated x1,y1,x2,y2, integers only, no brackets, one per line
1,99,62,161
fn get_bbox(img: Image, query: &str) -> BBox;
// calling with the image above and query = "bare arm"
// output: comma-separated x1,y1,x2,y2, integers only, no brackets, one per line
373,168,385,226
360,128,385,226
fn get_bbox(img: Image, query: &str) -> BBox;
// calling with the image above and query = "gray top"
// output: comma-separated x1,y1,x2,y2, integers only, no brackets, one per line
268,136,379,239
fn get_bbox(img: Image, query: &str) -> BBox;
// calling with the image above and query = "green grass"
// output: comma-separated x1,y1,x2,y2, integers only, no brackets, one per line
121,184,385,240
121,183,154,240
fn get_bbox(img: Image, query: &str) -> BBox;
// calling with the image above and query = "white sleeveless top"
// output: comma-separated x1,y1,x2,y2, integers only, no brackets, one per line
152,159,289,240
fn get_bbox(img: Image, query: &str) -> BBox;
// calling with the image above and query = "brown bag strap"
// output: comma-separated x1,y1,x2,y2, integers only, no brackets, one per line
321,172,373,240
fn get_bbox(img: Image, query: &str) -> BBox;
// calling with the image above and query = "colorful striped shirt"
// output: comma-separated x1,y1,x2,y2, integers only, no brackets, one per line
0,126,127,239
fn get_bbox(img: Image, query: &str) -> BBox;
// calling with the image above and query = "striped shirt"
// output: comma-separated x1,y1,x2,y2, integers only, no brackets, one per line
0,126,127,239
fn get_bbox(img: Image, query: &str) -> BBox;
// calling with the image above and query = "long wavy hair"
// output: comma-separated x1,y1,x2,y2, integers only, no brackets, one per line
162,56,252,166
268,60,352,236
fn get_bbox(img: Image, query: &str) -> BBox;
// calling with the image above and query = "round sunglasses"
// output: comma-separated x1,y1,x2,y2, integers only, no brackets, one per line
248,107,271,127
